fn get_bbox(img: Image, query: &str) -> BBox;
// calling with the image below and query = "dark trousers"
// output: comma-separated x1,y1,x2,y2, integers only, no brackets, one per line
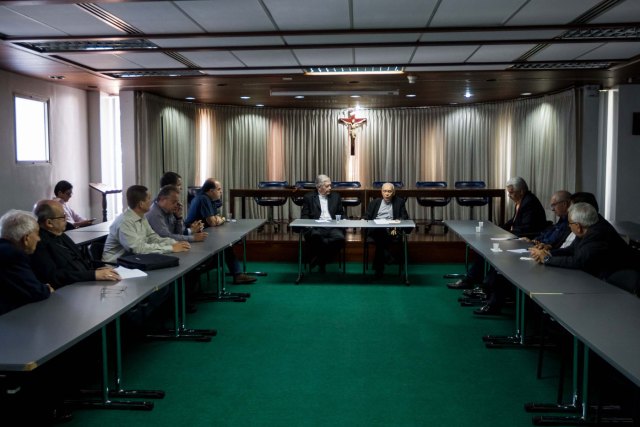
369,229,400,272
304,227,345,266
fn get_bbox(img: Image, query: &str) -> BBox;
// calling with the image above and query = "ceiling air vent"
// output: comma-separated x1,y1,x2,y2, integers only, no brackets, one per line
105,70,204,78
562,26,640,39
16,39,157,53
510,62,611,70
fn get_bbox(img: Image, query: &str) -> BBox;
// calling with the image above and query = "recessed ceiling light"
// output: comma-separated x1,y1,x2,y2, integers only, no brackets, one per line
185,96,195,101
350,95,360,98
256,104,264,107
240,96,251,100
406,94,416,98
464,90,472,98
294,95,305,99
520,92,532,96
305,66,404,75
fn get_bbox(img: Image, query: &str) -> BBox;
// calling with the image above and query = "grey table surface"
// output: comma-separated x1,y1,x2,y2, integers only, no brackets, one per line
289,219,416,229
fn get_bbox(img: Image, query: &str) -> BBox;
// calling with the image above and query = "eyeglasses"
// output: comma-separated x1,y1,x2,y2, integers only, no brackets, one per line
550,201,567,208
50,216,66,221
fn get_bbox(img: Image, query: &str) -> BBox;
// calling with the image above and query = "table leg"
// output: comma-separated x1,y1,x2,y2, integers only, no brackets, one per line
403,233,410,286
295,232,304,284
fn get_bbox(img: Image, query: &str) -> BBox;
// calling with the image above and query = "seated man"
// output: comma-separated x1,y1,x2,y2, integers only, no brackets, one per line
102,185,191,263
300,174,346,273
364,182,410,278
30,200,121,289
449,176,548,290
185,178,256,284
535,202,635,279
52,180,94,229
146,185,207,243
0,210,53,315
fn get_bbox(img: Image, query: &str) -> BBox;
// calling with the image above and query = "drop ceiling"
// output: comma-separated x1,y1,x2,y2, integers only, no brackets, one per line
1,0,639,108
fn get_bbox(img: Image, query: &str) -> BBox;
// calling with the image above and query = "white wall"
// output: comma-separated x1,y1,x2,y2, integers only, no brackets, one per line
0,70,94,218
613,84,640,222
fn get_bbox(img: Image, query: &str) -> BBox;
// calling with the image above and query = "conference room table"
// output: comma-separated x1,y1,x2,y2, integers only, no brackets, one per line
0,219,263,411
289,218,415,285
229,187,507,224
445,220,636,424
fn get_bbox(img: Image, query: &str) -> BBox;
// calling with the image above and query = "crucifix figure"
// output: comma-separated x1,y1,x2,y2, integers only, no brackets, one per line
339,110,367,156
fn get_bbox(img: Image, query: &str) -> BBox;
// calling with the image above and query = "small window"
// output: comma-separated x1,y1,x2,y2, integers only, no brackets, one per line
14,94,50,163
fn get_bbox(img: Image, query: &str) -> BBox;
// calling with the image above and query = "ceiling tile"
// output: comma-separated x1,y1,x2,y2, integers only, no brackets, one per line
263,0,350,30
421,29,563,42
178,51,246,68
406,64,509,71
57,52,185,70
469,44,537,62
99,1,204,34
150,37,285,49
0,7,67,37
412,45,479,63
118,52,189,69
506,0,601,25
285,33,421,45
355,47,416,64
429,0,526,27
527,42,606,61
4,4,123,36
174,0,276,32
352,0,438,28
201,68,304,75
577,42,640,61
591,0,640,24
294,48,354,66
232,49,300,67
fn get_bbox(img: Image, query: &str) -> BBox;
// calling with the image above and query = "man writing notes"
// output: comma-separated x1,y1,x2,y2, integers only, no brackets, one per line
300,174,346,273
364,183,410,278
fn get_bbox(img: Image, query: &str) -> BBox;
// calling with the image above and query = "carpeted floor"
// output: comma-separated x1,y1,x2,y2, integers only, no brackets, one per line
65,262,561,426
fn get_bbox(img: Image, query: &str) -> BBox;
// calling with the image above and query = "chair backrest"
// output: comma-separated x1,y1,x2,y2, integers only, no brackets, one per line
606,269,640,295
415,181,450,206
187,186,201,207
454,180,489,207
88,237,113,266
292,181,315,206
255,181,289,206
372,181,404,189
331,181,362,207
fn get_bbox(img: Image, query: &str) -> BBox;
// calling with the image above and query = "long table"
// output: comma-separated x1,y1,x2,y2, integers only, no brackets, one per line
445,220,637,424
229,187,506,224
0,219,263,411
289,219,415,285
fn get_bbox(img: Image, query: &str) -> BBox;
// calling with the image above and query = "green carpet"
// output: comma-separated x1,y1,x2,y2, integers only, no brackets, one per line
66,263,559,426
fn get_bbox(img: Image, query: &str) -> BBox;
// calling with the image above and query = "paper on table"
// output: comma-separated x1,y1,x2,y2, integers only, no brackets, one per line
490,248,503,253
507,249,530,254
114,266,147,279
315,219,330,223
490,237,511,241
519,257,534,261
373,219,400,224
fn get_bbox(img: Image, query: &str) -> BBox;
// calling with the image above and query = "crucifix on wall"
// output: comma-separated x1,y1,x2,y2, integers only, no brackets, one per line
338,110,367,156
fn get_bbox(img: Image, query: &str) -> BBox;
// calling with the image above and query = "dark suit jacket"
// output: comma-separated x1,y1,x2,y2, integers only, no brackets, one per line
365,196,410,221
503,191,547,237
30,229,95,289
547,216,635,279
0,238,51,315
301,191,344,220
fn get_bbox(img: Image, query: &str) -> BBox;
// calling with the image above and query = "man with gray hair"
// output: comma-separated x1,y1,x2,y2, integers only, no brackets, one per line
0,209,53,315
300,174,345,272
503,176,547,237
538,202,635,279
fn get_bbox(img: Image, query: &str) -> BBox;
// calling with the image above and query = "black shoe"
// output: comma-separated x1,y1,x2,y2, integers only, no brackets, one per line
473,304,501,315
51,406,74,423
447,279,473,290
463,286,485,297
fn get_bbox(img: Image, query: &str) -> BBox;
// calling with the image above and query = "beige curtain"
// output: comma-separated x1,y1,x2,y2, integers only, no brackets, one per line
135,89,576,223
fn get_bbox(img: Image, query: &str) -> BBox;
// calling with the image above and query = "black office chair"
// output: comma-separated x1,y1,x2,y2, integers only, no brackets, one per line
454,181,489,220
88,237,114,267
254,181,289,232
372,181,404,189
187,186,201,208
415,181,450,234
291,180,315,207
331,181,362,220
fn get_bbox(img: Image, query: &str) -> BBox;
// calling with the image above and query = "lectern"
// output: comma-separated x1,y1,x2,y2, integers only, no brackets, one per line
89,183,122,222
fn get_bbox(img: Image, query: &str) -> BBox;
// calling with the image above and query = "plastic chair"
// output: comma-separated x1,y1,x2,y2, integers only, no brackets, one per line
331,181,362,220
372,181,404,189
254,181,289,232
291,180,316,207
454,181,489,220
415,181,450,233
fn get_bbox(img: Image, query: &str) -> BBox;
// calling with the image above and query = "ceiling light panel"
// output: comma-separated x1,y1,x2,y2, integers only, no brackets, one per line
271,89,399,96
405,64,508,72
106,70,203,78
305,66,403,74
506,0,601,25
264,0,350,30
200,68,304,75
562,27,640,39
99,2,202,34
511,62,611,70
174,1,276,32
421,30,564,42
294,48,354,66
17,39,156,53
